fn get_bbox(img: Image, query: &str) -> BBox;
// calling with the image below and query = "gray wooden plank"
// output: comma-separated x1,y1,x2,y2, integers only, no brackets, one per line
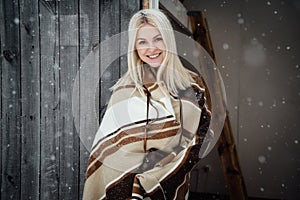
58,1,80,199
0,1,3,197
39,1,60,199
19,0,41,199
0,0,22,199
78,0,100,198
100,0,120,108
120,0,141,75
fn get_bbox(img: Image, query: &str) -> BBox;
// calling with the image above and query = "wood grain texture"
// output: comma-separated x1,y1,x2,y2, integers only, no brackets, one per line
100,0,120,110
0,0,3,197
78,0,100,198
120,0,140,75
58,1,80,199
39,1,60,199
0,3,2,197
19,0,41,199
0,0,22,199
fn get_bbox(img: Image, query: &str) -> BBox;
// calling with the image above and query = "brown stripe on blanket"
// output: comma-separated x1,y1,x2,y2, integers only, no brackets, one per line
92,124,180,164
89,118,179,164
91,115,174,152
131,175,145,199
85,159,103,179
87,125,180,177
147,83,159,93
86,125,180,178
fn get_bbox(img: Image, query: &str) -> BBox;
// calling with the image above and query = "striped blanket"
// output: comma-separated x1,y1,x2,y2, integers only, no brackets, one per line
83,76,211,200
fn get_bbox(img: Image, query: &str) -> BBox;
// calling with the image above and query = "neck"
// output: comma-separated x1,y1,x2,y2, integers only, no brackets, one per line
142,63,158,84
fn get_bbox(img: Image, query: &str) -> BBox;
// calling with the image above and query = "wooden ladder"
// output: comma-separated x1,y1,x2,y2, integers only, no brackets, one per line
188,11,248,200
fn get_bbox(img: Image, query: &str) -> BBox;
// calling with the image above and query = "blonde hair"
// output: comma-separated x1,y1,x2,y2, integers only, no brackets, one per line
113,9,195,95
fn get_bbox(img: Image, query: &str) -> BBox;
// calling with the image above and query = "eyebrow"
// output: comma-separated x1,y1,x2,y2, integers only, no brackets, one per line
136,33,162,40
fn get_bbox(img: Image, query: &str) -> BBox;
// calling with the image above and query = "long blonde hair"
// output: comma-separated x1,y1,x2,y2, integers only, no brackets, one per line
113,9,195,95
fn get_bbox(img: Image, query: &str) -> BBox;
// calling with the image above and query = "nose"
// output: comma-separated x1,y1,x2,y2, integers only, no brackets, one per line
146,42,158,52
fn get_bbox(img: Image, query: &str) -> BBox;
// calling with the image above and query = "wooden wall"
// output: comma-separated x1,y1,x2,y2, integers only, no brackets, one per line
0,0,140,199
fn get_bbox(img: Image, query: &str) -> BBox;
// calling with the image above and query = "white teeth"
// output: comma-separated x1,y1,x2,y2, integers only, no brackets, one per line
148,53,159,58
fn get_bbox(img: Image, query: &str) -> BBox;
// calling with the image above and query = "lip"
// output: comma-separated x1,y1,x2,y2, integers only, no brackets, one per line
146,52,162,59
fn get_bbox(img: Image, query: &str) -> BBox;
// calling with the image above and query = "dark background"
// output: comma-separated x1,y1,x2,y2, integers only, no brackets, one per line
183,0,300,199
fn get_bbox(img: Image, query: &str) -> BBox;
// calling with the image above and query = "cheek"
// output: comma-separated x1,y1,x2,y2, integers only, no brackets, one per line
136,48,146,58
161,45,166,51
158,41,166,51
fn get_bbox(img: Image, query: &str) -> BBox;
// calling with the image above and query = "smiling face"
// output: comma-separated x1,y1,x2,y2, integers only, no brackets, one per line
135,24,166,68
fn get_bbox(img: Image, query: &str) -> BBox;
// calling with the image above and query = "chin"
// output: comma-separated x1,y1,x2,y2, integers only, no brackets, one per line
146,61,162,68
149,64,160,68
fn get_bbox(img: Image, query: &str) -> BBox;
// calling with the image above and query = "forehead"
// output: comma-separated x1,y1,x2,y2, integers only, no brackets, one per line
136,24,161,39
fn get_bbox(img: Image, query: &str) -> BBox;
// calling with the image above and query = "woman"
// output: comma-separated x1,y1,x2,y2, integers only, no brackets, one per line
83,9,211,200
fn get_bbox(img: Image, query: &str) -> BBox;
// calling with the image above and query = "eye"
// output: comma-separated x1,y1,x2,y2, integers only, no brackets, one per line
155,37,163,42
137,40,146,45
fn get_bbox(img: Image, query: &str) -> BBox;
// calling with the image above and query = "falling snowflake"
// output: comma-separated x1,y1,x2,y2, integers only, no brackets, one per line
223,43,229,50
14,18,20,24
246,97,252,106
267,146,272,151
258,155,267,163
237,18,245,24
50,155,56,161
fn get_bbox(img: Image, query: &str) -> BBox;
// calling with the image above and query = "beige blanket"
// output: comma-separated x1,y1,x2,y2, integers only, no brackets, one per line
83,77,211,200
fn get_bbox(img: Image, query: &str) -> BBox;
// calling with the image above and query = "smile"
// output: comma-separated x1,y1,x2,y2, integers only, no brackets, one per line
147,52,161,59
